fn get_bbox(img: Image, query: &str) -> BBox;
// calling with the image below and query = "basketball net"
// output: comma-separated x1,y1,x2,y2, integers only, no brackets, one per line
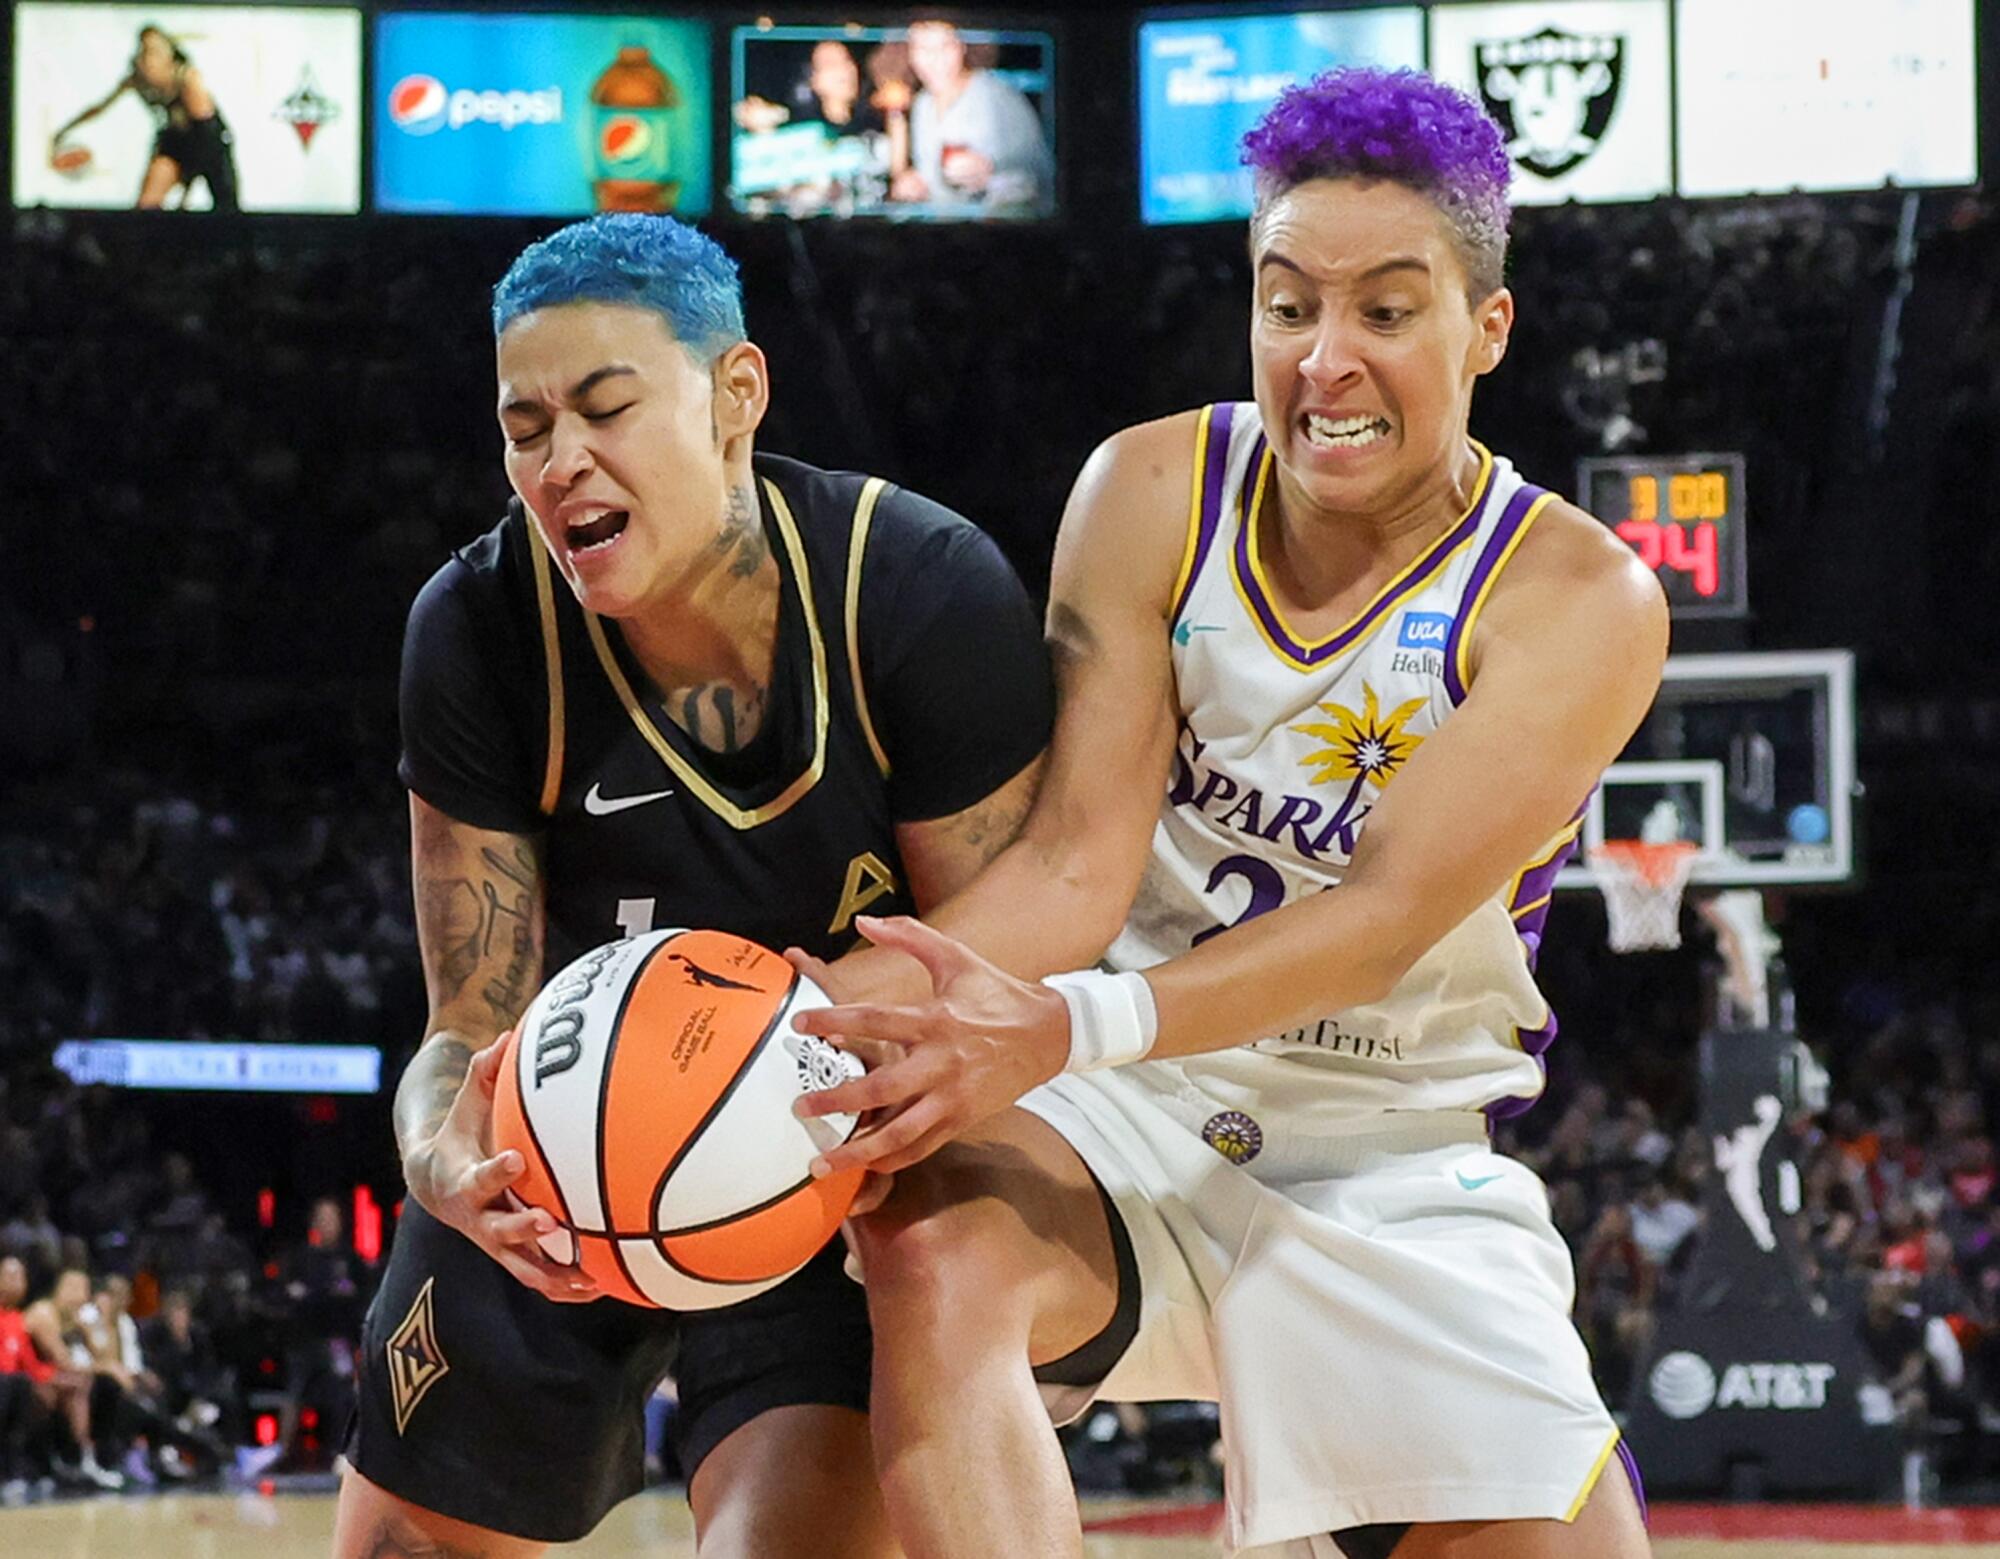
1587,839,1701,952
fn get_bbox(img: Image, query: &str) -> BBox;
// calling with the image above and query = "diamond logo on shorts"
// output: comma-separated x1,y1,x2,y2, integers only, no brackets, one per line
1201,1110,1263,1165
385,1276,449,1435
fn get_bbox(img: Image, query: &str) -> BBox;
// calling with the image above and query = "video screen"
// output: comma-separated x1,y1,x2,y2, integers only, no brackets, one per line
374,12,711,217
1137,9,1424,225
1676,0,1976,197
730,21,1056,220
12,2,362,212
1426,0,1671,208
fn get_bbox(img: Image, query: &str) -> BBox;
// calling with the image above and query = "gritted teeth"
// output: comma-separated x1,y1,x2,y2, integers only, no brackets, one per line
1303,413,1390,449
566,508,629,551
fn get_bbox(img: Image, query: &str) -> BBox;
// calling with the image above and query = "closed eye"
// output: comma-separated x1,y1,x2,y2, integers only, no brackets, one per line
584,404,634,424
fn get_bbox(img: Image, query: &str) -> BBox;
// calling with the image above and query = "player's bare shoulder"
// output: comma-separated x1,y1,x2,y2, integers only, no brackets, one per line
1054,407,1212,621
1471,490,1669,686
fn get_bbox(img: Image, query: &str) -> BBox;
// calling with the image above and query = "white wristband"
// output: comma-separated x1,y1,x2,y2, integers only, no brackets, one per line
1044,969,1159,1073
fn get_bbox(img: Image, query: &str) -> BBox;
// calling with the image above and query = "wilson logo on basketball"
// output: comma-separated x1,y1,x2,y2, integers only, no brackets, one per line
387,74,448,136
599,115,653,165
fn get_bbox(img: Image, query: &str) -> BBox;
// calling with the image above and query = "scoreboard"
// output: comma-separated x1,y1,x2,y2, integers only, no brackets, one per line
1579,452,1749,619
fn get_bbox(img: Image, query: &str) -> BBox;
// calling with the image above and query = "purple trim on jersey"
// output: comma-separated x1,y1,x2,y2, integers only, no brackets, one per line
1510,832,1580,970
1171,403,1236,629
1617,1438,1649,1527
1484,1009,1559,1123
1442,483,1547,706
1231,440,1492,669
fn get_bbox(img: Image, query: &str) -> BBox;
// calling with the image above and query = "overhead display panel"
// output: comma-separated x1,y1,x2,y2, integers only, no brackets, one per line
1676,0,1977,196
1426,0,1671,207
1137,8,1425,225
13,2,362,212
373,11,712,217
730,19,1057,221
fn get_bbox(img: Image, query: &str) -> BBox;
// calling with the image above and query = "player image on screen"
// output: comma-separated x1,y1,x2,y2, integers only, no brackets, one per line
731,19,1053,221
788,65,1668,1559
49,24,239,209
894,19,1051,214
331,213,1053,1558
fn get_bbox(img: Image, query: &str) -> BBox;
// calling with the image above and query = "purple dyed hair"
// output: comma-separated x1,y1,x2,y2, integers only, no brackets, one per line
1242,68,1513,301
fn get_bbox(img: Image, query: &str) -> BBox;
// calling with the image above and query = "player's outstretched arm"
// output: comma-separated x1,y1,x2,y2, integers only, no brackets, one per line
796,500,1667,1175
396,794,596,1301
792,416,1198,1164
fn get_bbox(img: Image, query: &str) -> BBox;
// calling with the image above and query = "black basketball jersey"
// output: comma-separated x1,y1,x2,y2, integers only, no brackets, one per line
399,453,1052,971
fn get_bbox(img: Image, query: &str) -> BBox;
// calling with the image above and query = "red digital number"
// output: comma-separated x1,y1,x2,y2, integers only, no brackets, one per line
1615,519,1663,570
1664,521,1720,597
1615,520,1721,597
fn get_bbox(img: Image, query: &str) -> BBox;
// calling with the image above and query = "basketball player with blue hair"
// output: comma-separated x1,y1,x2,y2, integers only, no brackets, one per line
793,69,1664,1557
334,213,1053,1556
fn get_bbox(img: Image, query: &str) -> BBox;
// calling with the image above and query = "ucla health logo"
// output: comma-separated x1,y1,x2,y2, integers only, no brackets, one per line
387,74,448,136
1398,612,1451,650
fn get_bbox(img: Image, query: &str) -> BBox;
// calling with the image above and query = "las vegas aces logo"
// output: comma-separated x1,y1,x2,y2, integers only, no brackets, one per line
1475,26,1625,180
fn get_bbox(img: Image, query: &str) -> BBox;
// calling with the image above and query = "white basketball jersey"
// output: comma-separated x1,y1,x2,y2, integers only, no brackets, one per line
1109,403,1581,1134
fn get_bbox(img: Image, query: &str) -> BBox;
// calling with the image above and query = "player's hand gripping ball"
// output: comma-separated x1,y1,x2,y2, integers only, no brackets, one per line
491,929,867,1309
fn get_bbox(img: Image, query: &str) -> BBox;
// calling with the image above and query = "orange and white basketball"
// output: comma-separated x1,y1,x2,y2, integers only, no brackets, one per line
490,928,866,1310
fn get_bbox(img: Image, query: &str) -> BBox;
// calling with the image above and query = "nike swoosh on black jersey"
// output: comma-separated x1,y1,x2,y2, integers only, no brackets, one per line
582,782,676,816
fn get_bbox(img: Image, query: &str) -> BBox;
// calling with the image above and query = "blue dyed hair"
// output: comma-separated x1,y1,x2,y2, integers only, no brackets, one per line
491,213,746,361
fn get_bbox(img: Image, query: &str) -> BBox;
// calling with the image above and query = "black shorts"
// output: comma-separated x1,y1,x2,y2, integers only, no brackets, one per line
346,1202,871,1543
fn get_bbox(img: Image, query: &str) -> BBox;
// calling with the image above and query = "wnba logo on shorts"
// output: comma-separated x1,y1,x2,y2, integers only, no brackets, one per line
1201,1110,1263,1165
387,75,449,136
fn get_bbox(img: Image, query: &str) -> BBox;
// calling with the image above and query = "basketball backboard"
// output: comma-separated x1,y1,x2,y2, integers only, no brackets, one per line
1557,650,1857,890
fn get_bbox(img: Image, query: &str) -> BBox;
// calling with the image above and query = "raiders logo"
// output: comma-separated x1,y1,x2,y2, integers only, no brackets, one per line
385,1276,449,1435
1475,27,1624,179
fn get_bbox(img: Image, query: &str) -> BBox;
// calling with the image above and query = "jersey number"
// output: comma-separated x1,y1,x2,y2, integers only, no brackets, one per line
1192,854,1285,947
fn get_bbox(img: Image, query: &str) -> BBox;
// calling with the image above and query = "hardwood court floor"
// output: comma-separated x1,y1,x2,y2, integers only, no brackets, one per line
8,1491,2000,1557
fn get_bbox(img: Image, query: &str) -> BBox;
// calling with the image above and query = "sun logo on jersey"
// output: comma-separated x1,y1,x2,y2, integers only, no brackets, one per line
1289,686,1428,789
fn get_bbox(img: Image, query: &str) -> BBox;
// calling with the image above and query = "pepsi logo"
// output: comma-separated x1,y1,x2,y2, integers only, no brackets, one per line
388,74,448,136
599,115,652,164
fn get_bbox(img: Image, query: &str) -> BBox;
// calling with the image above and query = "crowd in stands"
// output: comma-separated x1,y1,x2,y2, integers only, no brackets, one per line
1,180,1996,1503
0,1048,376,1501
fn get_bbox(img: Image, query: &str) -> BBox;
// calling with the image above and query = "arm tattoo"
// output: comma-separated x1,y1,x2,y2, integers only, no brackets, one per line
393,1036,475,1162
948,783,1035,870
477,843,536,1022
1046,600,1099,679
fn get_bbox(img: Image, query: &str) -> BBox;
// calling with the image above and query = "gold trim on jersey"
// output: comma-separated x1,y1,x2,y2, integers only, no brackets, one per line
581,476,831,831
1453,490,1557,696
843,477,892,779
527,527,567,816
1507,818,1583,916
1235,441,1495,674
1564,1429,1625,1523
1168,404,1216,618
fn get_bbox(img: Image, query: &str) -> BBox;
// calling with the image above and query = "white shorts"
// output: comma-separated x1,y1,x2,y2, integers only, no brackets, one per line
1022,1067,1623,1555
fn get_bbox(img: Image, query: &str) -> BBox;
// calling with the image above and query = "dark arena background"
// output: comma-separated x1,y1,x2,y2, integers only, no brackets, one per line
3,1,1998,1553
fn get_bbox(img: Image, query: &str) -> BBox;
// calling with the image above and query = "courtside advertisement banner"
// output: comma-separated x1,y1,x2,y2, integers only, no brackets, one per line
1676,0,1977,197
1426,0,1670,208
12,3,361,212
373,11,711,217
1137,9,1423,225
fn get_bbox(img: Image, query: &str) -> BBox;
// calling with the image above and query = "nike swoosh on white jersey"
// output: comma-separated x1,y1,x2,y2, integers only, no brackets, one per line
582,782,676,816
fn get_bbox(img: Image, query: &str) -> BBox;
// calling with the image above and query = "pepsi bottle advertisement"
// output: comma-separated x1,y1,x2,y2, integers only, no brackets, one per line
373,12,711,217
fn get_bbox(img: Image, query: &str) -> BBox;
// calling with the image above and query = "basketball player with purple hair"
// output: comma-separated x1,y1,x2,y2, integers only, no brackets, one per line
789,68,1664,1557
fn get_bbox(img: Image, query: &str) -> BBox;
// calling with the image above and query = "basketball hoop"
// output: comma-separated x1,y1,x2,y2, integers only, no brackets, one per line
1587,840,1701,952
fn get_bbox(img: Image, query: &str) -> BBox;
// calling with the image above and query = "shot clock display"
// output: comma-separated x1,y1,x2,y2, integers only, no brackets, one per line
1579,452,1748,619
